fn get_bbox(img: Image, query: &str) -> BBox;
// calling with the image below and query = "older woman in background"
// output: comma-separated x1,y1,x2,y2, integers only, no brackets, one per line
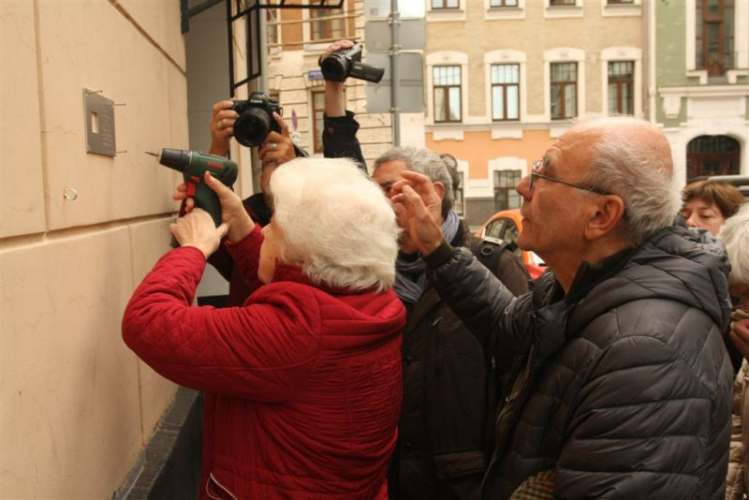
123,158,405,499
681,179,745,235
720,204,749,499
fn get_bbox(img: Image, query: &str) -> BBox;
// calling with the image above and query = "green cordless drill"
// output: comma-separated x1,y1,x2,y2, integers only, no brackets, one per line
147,148,238,228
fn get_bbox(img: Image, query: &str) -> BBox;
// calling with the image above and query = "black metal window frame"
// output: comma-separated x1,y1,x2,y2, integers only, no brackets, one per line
181,0,345,97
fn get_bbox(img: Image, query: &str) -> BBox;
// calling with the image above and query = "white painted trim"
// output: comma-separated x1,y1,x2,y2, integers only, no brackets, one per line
426,0,466,22
647,0,657,122
426,51,469,127
486,157,527,201
484,50,527,124
600,47,643,118
736,0,749,70
544,0,583,19
659,85,749,98
484,0,526,20
600,0,642,18
544,47,586,121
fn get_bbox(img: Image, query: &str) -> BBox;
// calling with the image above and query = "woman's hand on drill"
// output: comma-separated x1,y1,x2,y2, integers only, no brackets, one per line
202,171,255,243
170,208,228,260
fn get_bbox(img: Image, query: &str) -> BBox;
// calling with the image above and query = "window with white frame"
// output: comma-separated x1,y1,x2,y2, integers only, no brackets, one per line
607,0,633,4
550,62,577,119
549,0,576,5
491,64,520,121
490,0,518,6
432,0,459,9
267,9,280,47
608,61,634,115
493,170,522,210
433,66,462,123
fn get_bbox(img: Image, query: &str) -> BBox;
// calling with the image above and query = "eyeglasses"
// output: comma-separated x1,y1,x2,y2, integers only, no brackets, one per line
529,160,611,196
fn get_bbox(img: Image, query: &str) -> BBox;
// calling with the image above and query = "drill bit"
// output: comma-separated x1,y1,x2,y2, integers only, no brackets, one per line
145,151,158,157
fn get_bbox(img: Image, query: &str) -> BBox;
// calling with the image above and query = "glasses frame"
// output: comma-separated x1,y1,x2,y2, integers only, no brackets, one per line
529,160,611,196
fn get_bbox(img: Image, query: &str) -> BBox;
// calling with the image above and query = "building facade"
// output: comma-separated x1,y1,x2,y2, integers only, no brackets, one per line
1,1,185,497
423,0,646,225
265,1,394,167
651,0,749,186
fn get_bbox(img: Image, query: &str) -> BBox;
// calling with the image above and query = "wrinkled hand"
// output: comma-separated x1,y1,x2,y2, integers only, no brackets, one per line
731,309,749,361
390,171,445,256
170,208,228,259
258,113,296,167
209,100,238,157
202,171,255,243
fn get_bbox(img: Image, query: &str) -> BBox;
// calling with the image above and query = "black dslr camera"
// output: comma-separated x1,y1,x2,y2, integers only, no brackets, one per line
319,44,385,83
231,92,283,148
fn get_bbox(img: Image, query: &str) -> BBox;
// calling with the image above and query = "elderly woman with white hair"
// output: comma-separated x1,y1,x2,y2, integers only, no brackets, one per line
122,158,405,499
722,204,749,500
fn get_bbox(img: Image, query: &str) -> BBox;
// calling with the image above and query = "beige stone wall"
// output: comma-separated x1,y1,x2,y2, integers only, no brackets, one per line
1,0,184,497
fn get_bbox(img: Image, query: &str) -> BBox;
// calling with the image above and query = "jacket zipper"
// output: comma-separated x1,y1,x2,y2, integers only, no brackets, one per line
206,472,238,500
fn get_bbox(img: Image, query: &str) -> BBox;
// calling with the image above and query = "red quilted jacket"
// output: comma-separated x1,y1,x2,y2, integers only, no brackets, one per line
123,225,405,499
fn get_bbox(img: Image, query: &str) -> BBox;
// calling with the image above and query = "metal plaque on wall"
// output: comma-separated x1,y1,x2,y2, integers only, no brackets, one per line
83,89,116,157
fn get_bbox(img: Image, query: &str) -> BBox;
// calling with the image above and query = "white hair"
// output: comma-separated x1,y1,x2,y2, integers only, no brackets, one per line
269,157,400,292
718,203,749,287
584,117,682,245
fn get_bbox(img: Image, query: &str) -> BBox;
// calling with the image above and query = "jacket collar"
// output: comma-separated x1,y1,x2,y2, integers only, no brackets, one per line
271,261,378,297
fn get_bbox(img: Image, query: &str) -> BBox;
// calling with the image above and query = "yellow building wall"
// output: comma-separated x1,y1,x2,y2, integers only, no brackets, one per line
1,1,184,497
426,129,555,179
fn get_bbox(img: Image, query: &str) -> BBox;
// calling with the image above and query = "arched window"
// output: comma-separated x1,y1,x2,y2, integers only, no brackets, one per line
686,135,740,180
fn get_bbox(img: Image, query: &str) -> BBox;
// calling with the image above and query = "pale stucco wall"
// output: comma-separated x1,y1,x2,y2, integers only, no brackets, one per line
1,0,186,497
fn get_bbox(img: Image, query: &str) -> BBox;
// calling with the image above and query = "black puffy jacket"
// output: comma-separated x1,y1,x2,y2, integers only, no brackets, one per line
425,226,734,499
390,224,529,500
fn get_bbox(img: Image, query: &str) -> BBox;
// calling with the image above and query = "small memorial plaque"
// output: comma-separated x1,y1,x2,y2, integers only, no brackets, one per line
84,89,116,157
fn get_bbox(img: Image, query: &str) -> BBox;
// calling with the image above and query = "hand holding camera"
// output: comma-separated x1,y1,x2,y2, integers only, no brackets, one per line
319,42,384,84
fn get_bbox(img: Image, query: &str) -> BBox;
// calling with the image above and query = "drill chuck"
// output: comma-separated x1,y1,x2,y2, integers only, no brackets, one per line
157,148,192,173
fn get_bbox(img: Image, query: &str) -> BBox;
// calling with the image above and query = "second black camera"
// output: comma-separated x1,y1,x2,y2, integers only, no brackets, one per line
232,92,282,148
319,44,385,84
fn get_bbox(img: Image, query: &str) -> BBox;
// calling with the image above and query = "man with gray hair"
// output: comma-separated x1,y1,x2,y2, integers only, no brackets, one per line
393,117,733,498
319,42,530,495
370,145,529,500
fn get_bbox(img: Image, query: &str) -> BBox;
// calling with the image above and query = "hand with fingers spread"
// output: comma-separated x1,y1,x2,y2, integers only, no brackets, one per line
210,100,238,157
259,113,296,168
170,208,229,259
390,170,446,256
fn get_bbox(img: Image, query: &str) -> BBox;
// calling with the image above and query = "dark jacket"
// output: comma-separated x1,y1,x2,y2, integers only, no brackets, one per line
425,226,734,499
322,111,532,499
391,224,529,500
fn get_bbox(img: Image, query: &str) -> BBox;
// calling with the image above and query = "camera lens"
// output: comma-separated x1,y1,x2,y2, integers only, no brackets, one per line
320,56,348,82
234,108,272,147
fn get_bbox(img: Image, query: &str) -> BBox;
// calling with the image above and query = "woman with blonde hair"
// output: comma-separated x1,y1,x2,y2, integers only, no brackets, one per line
123,158,405,499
